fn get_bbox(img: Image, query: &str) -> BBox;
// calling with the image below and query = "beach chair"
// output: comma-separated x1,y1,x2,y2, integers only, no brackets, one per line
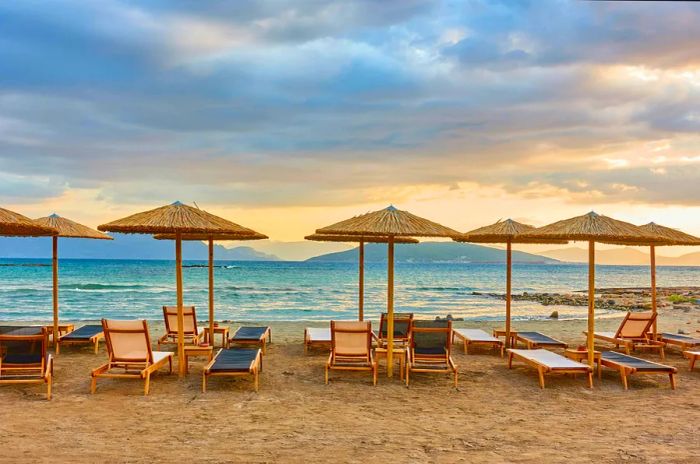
56,325,104,354
304,327,331,354
516,331,568,350
373,312,414,348
157,305,203,349
406,320,458,387
202,348,262,392
588,311,665,358
452,328,504,356
685,351,700,371
599,351,676,390
325,321,377,385
91,319,173,395
0,327,53,400
228,326,272,354
507,349,593,389
654,333,700,352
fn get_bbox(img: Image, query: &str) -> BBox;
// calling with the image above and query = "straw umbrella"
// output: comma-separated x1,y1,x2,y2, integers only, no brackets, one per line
34,214,112,347
99,201,262,376
519,212,657,367
454,219,567,348
304,234,419,321
153,232,268,346
0,207,56,237
315,206,460,377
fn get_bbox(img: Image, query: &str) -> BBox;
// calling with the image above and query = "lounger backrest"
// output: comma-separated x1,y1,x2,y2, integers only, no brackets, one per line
162,306,198,336
410,320,452,358
0,327,48,369
378,312,414,340
102,319,153,364
616,311,656,339
331,321,372,359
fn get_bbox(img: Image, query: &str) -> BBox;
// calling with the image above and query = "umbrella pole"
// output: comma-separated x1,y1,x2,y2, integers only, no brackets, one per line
209,238,215,346
359,240,364,321
650,245,657,339
387,236,395,378
176,233,185,377
587,240,595,368
505,240,512,349
52,236,59,350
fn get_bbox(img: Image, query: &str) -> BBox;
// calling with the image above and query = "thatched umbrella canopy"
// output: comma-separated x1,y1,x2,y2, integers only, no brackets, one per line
315,206,459,378
305,234,418,321
34,214,112,347
99,201,262,376
153,231,268,345
520,212,657,367
0,207,56,237
454,219,567,348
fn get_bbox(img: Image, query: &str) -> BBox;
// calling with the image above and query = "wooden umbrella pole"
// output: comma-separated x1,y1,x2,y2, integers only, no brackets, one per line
650,245,657,338
387,236,395,378
587,240,595,368
52,236,59,349
176,233,185,377
358,240,364,321
209,238,214,345
505,240,512,349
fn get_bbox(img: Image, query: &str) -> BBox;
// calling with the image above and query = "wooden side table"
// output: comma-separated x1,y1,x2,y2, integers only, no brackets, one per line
375,347,407,380
564,349,602,377
492,329,518,348
45,324,75,343
183,345,214,374
201,326,230,348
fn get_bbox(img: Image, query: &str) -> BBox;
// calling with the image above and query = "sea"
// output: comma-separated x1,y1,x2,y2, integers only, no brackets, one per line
1,259,698,323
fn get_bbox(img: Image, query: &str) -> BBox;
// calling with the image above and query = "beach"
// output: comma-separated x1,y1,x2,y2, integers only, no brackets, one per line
1,307,699,464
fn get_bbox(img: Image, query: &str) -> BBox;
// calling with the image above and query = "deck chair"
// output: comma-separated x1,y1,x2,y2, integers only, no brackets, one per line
516,331,568,350
202,348,262,392
91,319,173,395
599,351,677,390
228,326,272,354
157,305,203,349
406,320,458,387
452,328,504,356
0,327,53,400
588,311,665,358
655,333,700,352
325,321,377,385
56,325,104,354
507,349,592,389
304,327,331,354
373,312,413,348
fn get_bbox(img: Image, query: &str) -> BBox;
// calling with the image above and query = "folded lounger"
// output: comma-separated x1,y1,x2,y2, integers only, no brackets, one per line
304,327,331,354
452,328,504,356
655,333,700,352
599,351,676,390
685,351,700,371
373,312,414,348
507,349,592,389
56,325,104,354
91,319,173,395
326,321,377,386
157,305,203,350
228,326,272,354
202,348,262,392
516,332,568,350
0,327,53,400
406,320,458,387
587,311,665,358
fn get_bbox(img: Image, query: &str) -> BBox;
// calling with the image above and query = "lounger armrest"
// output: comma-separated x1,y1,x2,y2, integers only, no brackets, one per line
203,349,223,373
91,362,111,377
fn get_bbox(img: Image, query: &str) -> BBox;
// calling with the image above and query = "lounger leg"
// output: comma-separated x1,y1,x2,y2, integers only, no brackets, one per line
624,345,631,355
690,356,697,371
464,339,468,354
587,372,593,389
47,375,52,400
659,346,665,361
619,367,628,390
202,372,207,392
324,364,329,385
94,340,99,354
90,376,97,394
144,373,151,396
254,368,259,392
55,342,60,355
507,351,514,369
168,356,173,374
537,367,545,389
669,373,676,390
373,362,377,386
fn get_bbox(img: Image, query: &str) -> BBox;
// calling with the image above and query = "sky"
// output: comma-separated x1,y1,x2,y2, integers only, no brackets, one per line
2,0,700,254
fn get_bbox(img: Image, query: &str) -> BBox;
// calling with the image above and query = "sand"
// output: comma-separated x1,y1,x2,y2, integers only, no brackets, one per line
1,309,699,464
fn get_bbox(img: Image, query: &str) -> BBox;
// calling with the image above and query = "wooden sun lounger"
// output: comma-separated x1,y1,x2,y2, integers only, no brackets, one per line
202,348,262,392
452,328,504,356
304,327,331,354
157,305,203,349
599,351,677,390
683,351,700,371
0,328,53,400
406,320,458,387
372,312,413,348
507,349,593,389
516,331,568,350
228,326,271,354
325,321,377,385
655,333,700,352
56,325,104,354
588,311,665,358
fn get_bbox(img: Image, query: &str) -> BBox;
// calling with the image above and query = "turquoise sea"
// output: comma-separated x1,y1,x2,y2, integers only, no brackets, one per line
0,259,698,322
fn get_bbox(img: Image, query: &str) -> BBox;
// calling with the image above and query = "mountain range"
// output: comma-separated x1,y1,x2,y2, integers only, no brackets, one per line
539,247,700,266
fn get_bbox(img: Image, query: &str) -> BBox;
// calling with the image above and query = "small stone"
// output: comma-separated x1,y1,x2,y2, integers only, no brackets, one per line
678,329,688,335
549,310,559,319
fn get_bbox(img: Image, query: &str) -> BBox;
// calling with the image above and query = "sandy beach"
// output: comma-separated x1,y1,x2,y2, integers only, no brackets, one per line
1,308,698,464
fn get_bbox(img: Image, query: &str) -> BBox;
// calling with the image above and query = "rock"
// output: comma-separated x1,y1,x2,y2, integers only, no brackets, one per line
446,314,453,321
549,311,559,319
678,329,688,335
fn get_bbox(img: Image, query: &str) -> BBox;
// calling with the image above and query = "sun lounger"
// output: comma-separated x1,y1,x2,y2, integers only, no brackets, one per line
0,327,53,400
599,351,676,390
406,320,458,387
325,321,377,385
157,305,203,349
228,326,271,354
304,327,331,354
56,325,104,354
655,333,700,352
91,319,173,395
587,311,665,358
373,312,413,348
685,351,700,371
202,348,262,392
452,328,504,356
507,349,593,389
516,331,568,349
